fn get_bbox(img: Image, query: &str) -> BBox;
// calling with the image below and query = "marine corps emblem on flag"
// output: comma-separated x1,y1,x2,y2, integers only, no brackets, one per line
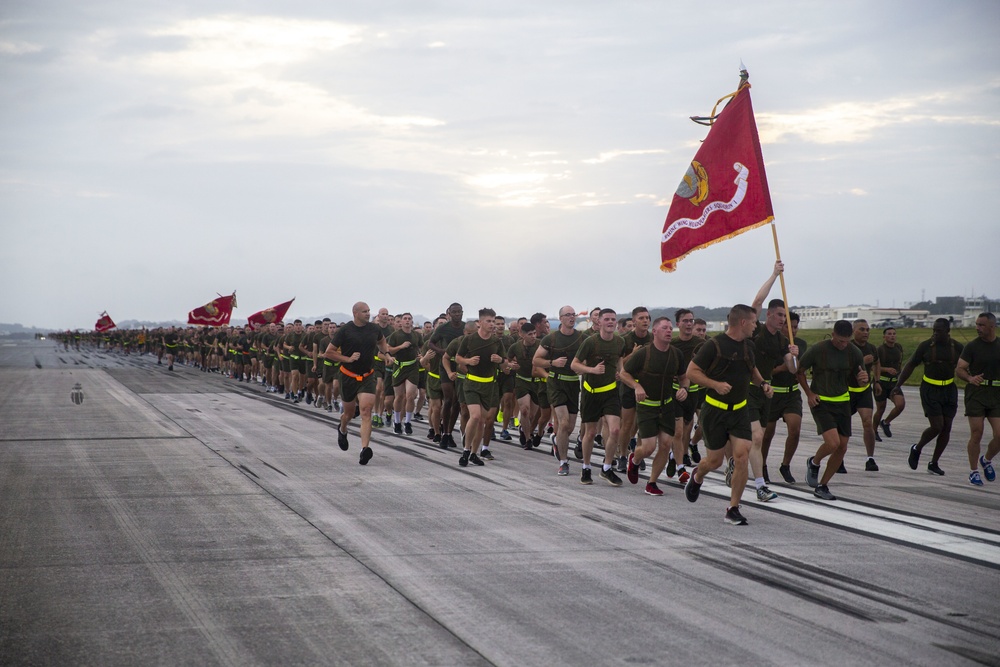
247,298,294,331
660,84,773,272
204,302,219,317
188,292,237,326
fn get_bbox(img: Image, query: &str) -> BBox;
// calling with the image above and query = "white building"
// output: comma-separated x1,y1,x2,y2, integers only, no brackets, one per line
794,305,931,330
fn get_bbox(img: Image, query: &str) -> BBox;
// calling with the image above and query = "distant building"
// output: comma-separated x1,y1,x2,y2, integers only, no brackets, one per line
793,305,932,330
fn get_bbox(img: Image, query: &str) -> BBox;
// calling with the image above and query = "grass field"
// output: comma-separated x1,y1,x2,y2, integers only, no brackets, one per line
793,326,976,387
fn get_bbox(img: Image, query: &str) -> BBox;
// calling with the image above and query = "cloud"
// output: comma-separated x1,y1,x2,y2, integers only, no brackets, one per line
757,82,1000,144
0,40,42,55
582,148,666,164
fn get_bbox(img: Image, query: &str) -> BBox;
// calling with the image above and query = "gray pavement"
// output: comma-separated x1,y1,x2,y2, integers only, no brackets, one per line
2,340,999,666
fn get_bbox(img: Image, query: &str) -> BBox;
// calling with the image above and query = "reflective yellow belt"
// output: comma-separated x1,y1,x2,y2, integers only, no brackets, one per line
374,355,382,361
548,372,580,382
428,371,440,379
638,397,673,407
922,376,954,386
879,375,897,382
818,392,850,403
323,360,333,366
704,395,747,411
466,373,494,383
770,385,799,394
848,384,870,393
516,374,535,382
397,359,416,367
674,382,701,391
583,380,616,394
456,372,466,380
983,380,1000,387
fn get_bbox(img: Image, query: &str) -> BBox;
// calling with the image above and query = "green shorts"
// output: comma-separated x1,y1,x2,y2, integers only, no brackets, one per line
768,386,802,422
418,367,427,389
392,361,420,387
699,402,752,451
341,369,376,403
514,377,539,402
636,400,675,439
675,387,703,423
499,371,515,395
547,376,580,415
464,378,499,410
322,359,338,384
963,385,999,418
849,385,874,414
426,372,443,400
747,384,770,429
537,380,550,409
620,384,637,410
876,380,899,403
810,400,852,437
580,384,621,424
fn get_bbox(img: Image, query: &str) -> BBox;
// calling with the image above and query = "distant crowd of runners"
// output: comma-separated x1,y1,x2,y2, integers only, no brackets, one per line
58,262,1000,525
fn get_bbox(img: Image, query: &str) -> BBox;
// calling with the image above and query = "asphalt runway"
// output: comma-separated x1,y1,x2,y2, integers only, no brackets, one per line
2,340,999,666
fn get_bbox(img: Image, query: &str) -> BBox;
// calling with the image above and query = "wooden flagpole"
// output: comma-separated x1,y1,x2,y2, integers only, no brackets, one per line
770,222,797,364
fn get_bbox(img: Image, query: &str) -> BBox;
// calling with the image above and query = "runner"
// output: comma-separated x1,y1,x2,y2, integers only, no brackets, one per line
618,307,652,473
534,306,583,476
849,319,882,471
322,302,392,465
622,316,688,496
387,313,422,434
873,327,906,442
507,322,543,450
684,304,771,524
429,304,466,448
762,311,807,483
372,308,393,427
571,308,626,486
672,309,705,465
456,308,509,467
894,318,963,476
796,319,868,501
956,312,1000,486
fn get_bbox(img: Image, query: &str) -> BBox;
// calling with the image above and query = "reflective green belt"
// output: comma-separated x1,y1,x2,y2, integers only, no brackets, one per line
770,385,799,394
548,372,580,382
324,360,333,366
818,392,850,403
374,355,382,361
397,359,416,367
638,397,673,407
466,373,494,383
673,382,701,391
456,373,466,380
583,380,616,394
704,395,747,411
922,376,954,386
879,376,897,382
428,371,440,379
982,380,1000,387
516,374,536,382
848,384,870,393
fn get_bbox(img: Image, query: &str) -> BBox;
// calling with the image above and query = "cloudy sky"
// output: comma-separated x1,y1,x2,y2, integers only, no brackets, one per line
2,0,998,329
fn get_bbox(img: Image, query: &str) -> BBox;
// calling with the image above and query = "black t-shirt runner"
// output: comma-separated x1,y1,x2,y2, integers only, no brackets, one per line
333,322,384,376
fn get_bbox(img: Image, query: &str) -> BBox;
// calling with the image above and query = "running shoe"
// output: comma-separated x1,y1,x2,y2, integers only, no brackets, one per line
677,469,690,485
393,422,402,434
880,420,893,438
574,438,583,461
532,434,542,449
459,450,470,467
813,484,836,500
595,434,603,446
927,462,945,476
806,457,820,488
519,428,527,447
359,447,373,465
580,468,592,485
404,422,413,435
980,456,996,482
689,443,702,464
666,456,676,478
413,412,424,421
628,438,637,452
626,453,639,485
685,470,701,503
682,454,692,467
338,430,349,451
778,464,795,484
615,456,627,473
908,444,920,470
756,486,777,502
500,429,512,441
725,458,736,488
865,458,879,472
600,468,623,487
427,428,436,440
558,462,569,476
469,453,485,466
724,506,748,525
874,430,882,443
970,471,984,486
837,461,847,474
644,482,663,496
480,448,494,461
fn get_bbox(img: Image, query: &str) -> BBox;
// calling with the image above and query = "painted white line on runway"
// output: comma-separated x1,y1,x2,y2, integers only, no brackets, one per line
695,476,1000,567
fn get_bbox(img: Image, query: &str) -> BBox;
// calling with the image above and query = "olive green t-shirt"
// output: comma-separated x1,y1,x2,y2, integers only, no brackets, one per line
574,333,626,389
907,338,963,382
849,340,878,388
691,334,756,405
539,329,583,377
752,322,790,382
458,333,504,379
772,336,807,387
799,339,864,398
387,329,422,364
623,344,684,402
877,343,904,377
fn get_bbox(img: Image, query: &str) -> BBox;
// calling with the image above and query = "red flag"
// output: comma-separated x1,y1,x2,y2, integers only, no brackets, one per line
188,293,237,326
95,312,116,332
247,298,294,331
660,84,773,272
